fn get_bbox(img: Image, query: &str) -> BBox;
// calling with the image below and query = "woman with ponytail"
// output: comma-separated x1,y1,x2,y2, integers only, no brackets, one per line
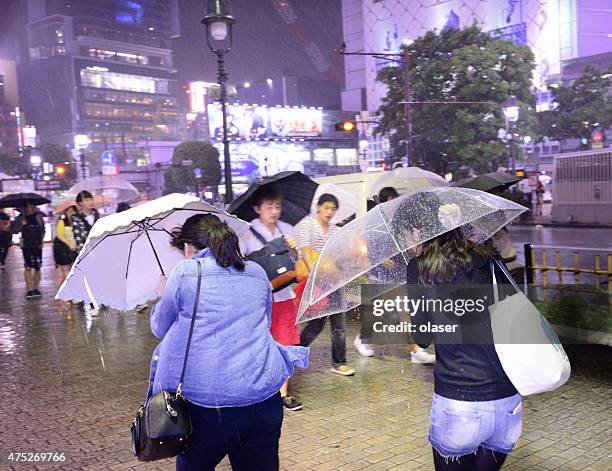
149,214,309,471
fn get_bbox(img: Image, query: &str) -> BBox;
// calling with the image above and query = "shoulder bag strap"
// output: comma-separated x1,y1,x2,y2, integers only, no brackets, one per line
176,259,203,397
490,259,499,304
490,258,521,305
249,227,268,246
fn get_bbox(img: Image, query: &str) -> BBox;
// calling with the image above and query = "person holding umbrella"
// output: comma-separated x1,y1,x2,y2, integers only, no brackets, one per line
72,191,100,254
297,193,355,376
239,187,303,412
230,172,318,410
396,192,522,470
0,210,12,270
151,213,308,470
53,205,78,285
12,203,46,298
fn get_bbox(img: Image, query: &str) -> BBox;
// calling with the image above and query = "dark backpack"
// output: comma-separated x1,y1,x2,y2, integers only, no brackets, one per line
246,227,296,292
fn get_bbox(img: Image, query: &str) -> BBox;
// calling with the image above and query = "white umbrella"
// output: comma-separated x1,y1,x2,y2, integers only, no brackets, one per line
310,183,358,224
67,176,140,203
56,193,250,311
368,167,447,198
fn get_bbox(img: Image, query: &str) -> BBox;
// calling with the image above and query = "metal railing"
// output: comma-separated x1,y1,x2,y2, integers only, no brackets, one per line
524,243,612,298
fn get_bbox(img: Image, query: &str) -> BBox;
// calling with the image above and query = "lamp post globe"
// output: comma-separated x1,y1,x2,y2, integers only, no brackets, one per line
202,0,235,204
503,95,520,174
503,95,519,123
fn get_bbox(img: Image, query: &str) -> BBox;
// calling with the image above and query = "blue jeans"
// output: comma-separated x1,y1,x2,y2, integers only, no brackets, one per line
176,393,283,471
429,393,522,458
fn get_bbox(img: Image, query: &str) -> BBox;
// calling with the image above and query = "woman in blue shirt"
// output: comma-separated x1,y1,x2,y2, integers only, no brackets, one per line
150,214,309,471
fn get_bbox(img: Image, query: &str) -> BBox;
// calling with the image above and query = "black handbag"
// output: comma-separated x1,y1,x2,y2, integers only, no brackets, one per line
131,260,203,462
246,227,296,292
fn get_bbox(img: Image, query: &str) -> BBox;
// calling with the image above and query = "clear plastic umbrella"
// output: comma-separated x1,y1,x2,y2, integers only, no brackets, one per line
296,187,527,323
368,166,447,198
51,194,112,215
67,176,140,204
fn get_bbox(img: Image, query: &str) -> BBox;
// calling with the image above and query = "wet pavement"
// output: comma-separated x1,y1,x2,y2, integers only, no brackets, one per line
0,245,611,471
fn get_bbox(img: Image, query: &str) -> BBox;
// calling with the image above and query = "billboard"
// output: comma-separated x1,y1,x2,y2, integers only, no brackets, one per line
23,126,37,148
214,141,310,183
188,81,215,113
207,104,323,139
269,107,322,137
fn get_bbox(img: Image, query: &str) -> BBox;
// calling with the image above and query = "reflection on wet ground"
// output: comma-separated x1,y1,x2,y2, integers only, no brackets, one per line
0,246,610,470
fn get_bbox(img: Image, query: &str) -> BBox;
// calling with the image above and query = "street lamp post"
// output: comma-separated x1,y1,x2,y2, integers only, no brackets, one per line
503,95,519,174
29,149,42,180
202,0,235,204
74,134,91,181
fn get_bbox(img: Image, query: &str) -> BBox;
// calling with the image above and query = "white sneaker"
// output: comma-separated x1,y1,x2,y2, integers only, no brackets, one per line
410,347,436,364
354,335,374,357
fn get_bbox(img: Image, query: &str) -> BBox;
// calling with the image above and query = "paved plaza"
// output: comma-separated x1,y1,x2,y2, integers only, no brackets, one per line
0,246,610,471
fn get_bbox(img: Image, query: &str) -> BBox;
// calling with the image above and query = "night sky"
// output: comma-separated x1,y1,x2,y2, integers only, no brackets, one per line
173,0,344,86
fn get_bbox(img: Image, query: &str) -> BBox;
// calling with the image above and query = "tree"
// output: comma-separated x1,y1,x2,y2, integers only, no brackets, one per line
38,143,71,166
376,25,536,174
536,66,612,149
0,149,29,177
163,141,221,195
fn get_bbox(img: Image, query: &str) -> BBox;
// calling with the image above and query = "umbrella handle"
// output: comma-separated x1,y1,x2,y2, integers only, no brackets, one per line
143,227,166,277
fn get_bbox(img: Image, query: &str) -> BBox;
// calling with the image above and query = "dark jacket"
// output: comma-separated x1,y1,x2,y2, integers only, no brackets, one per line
407,252,518,401
12,211,46,247
72,210,100,252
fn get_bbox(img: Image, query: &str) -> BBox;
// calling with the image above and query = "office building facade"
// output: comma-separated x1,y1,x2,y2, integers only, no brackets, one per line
21,0,181,164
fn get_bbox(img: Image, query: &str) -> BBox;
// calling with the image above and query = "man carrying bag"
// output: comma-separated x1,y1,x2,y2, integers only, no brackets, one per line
240,187,303,411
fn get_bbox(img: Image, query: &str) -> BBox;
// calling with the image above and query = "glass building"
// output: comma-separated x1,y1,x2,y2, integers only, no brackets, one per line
21,0,180,164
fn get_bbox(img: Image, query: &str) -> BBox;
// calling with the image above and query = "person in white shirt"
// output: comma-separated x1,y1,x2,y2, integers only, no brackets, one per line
240,187,303,411
296,193,356,376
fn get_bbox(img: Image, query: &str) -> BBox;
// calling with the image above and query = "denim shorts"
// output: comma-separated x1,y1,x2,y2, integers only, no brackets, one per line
429,393,522,458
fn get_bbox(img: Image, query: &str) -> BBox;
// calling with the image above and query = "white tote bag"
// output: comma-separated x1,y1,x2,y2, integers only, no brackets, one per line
489,260,571,396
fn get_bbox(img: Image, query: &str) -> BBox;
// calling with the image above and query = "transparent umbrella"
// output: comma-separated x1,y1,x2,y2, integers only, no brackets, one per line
368,166,447,198
67,176,140,204
296,187,528,323
51,194,112,214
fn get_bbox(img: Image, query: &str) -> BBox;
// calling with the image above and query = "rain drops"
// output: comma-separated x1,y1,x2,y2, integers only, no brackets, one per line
438,203,463,230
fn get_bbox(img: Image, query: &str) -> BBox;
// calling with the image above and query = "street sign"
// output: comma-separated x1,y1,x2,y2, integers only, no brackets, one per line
101,150,117,165
0,179,35,193
528,172,539,187
102,164,119,176
591,130,604,149
35,179,63,191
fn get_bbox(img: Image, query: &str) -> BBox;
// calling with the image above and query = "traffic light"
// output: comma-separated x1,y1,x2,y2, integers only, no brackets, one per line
56,165,66,177
334,120,357,132
515,169,526,178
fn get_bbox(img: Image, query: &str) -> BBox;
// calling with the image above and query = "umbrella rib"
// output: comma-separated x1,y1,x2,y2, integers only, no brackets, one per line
377,203,410,265
134,222,165,277
125,232,139,279
76,229,142,264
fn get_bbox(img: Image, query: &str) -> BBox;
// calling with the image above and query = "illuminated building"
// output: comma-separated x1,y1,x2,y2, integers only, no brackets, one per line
342,0,611,112
20,0,181,163
341,0,611,163
0,60,20,154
